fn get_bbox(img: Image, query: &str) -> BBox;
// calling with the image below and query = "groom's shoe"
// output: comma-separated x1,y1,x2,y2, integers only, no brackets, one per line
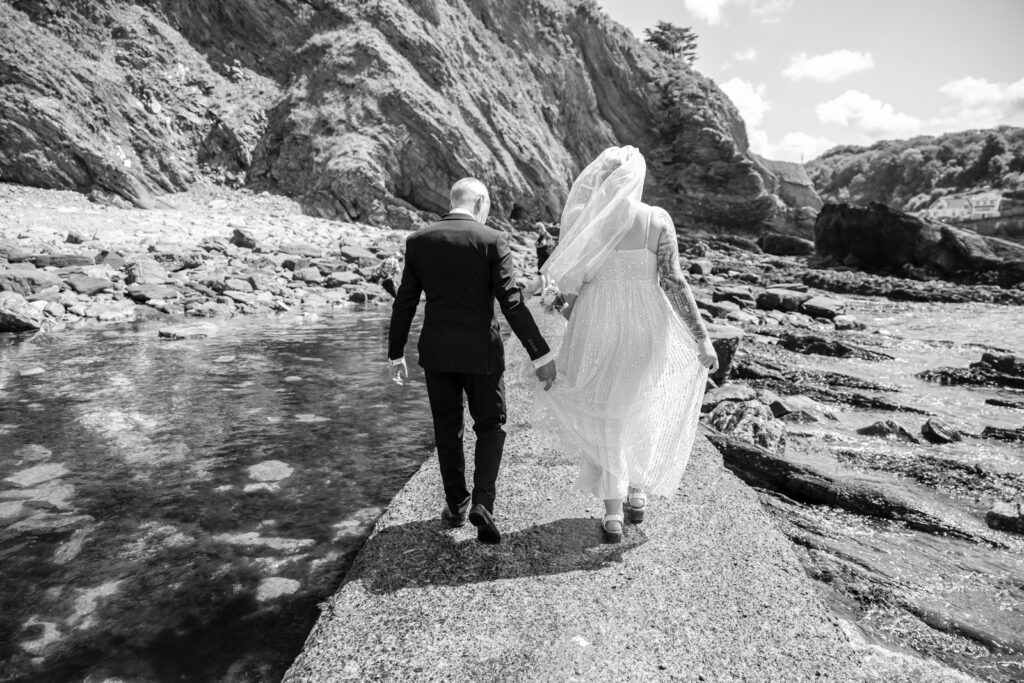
442,495,471,527
468,504,501,544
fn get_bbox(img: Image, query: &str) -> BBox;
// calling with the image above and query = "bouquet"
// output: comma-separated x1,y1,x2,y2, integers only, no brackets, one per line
539,282,567,315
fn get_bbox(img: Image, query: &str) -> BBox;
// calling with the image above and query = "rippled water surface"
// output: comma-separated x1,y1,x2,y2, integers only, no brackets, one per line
0,312,432,682
773,299,1024,681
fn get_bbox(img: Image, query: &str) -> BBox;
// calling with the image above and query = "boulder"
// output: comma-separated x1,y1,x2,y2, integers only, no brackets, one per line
325,271,363,288
295,266,324,284
0,292,43,332
856,420,921,444
0,268,63,296
127,284,181,302
688,260,713,276
815,202,1024,285
986,502,1024,534
125,260,168,285
339,246,379,267
980,352,1024,377
981,426,1024,443
230,228,259,250
757,232,814,256
94,251,126,269
705,400,786,453
779,333,894,361
921,418,963,444
769,394,837,422
712,286,756,309
695,298,739,318
29,254,95,268
63,275,112,295
706,323,744,385
279,241,323,258
756,289,810,312
158,323,218,340
799,296,846,319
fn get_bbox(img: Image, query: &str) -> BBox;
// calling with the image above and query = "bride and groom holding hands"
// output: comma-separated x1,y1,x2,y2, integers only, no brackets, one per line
387,146,719,544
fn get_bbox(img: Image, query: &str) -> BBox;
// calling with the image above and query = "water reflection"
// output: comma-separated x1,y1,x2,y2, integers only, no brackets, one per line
0,312,433,681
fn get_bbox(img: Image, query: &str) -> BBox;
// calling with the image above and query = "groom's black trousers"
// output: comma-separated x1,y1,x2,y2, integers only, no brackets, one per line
423,369,507,513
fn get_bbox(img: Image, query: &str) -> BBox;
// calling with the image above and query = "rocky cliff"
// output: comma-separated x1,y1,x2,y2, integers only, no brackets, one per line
2,0,786,233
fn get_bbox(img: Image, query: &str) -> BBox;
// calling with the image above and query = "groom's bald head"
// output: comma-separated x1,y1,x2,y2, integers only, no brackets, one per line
449,177,491,224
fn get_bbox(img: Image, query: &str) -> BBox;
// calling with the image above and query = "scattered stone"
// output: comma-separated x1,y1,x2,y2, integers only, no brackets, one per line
688,260,713,276
295,266,324,284
94,250,126,269
769,395,837,422
279,241,323,258
832,315,864,331
856,420,921,444
84,301,136,322
30,254,95,268
63,275,112,295
230,228,259,250
125,260,168,285
921,418,963,444
248,460,294,482
223,278,254,293
158,323,218,340
326,271,363,287
712,286,756,308
0,292,44,332
256,577,301,602
986,502,1024,534
339,245,378,267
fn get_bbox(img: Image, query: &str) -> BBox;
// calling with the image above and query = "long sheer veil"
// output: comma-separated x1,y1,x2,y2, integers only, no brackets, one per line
542,146,646,295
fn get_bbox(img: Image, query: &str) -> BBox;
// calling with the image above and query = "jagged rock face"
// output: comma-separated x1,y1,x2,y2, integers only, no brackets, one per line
2,0,782,233
815,202,1024,283
249,0,779,230
0,0,285,206
753,156,822,210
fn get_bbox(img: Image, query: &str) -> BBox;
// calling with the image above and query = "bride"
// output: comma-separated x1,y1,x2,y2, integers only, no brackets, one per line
533,146,719,543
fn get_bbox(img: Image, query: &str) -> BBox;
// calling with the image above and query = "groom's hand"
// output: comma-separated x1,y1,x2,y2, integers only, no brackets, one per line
535,359,556,391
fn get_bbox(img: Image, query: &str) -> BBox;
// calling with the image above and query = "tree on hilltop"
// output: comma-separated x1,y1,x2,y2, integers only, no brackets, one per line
644,21,698,65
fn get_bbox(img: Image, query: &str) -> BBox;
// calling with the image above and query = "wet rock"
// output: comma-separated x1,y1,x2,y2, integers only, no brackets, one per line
779,333,894,361
799,296,846,319
8,512,94,535
231,227,259,250
256,577,301,602
83,301,136,322
802,268,1024,306
981,426,1024,442
756,288,810,312
54,528,92,564
0,292,44,331
64,275,112,295
701,383,756,411
4,463,69,488
706,323,744,384
986,502,1024,534
921,418,963,444
248,460,294,482
158,323,218,340
758,232,814,256
705,400,786,453
856,420,921,444
986,398,1024,410
832,314,864,331
917,365,1024,390
127,284,181,302
980,352,1024,377
770,394,837,422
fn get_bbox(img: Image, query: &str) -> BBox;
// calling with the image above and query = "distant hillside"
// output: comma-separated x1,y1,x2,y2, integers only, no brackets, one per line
805,126,1024,211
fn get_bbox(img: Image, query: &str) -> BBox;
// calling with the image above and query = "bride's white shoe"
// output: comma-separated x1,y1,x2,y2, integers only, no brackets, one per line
602,512,624,543
624,487,647,523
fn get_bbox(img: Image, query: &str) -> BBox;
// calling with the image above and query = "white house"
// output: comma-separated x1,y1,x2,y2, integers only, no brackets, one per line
923,192,1003,221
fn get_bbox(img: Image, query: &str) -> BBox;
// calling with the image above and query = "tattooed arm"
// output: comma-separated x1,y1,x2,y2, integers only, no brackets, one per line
653,208,709,342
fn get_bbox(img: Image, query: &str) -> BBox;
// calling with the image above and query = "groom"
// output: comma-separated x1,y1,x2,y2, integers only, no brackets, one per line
387,178,557,544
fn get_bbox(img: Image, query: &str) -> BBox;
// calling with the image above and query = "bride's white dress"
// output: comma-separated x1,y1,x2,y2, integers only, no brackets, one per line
533,246,707,500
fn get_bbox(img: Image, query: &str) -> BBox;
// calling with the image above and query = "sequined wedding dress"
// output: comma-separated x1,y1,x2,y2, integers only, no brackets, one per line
532,208,708,500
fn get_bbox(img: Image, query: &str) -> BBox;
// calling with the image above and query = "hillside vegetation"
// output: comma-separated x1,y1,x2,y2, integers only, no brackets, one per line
806,127,1024,211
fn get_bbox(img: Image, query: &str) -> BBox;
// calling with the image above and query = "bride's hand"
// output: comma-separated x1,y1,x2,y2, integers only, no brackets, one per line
697,338,719,374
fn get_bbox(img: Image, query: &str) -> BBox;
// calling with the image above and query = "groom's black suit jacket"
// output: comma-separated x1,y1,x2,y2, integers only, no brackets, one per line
388,213,550,375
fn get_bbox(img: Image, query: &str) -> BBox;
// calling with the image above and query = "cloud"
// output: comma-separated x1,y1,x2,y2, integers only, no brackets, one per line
783,50,875,83
816,90,921,138
817,79,1024,141
720,77,771,127
735,47,758,62
684,0,792,25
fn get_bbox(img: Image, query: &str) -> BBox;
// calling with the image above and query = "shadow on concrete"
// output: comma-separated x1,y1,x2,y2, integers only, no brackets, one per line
353,517,648,594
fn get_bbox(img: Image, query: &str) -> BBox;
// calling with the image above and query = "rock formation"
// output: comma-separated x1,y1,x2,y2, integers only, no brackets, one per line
814,202,1024,286
2,0,788,232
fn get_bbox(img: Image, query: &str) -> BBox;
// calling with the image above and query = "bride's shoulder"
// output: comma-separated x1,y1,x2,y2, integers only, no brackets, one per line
645,205,674,232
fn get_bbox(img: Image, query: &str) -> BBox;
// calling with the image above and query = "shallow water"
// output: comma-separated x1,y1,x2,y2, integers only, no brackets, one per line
768,299,1024,681
0,312,433,682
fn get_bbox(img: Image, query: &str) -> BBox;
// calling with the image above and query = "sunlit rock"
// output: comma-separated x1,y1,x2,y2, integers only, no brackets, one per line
331,507,383,541
54,527,93,565
0,500,27,519
14,444,52,462
211,532,314,553
247,460,293,482
158,323,218,339
0,483,75,510
10,513,93,535
4,462,69,488
19,617,62,655
68,580,124,630
255,577,300,602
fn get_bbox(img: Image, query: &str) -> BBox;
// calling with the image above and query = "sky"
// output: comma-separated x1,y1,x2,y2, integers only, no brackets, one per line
594,0,1024,162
